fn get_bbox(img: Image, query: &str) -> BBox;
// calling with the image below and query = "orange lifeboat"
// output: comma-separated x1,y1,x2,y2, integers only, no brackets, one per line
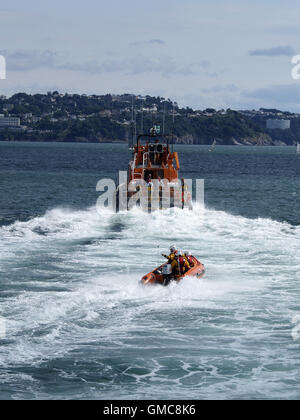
116,128,192,212
141,256,205,286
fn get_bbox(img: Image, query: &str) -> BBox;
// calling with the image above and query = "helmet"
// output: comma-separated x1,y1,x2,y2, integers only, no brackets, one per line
170,245,177,253
185,251,191,256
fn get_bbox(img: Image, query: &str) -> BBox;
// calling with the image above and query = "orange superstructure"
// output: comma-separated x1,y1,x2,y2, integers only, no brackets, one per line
128,133,180,183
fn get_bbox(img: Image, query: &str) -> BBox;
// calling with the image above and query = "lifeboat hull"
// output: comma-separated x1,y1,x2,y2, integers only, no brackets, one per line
141,257,205,286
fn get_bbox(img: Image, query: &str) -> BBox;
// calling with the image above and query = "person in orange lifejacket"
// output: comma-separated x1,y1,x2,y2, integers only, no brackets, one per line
162,245,178,274
146,174,153,187
178,250,190,274
184,251,194,267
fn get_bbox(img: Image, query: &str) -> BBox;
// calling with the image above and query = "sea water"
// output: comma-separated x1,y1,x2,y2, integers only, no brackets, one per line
0,142,300,400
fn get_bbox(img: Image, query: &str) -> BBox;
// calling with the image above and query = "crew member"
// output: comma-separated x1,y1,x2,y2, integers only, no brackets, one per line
146,174,153,187
162,245,178,274
158,176,164,187
184,251,194,267
178,250,190,274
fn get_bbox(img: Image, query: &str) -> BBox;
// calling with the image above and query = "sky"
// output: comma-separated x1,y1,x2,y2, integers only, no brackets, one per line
1,0,300,111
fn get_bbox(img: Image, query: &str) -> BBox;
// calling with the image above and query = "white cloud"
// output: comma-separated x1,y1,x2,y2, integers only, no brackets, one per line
130,39,166,46
1,49,211,78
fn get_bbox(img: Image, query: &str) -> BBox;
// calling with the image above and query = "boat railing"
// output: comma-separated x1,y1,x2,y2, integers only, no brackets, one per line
131,154,137,170
143,152,149,168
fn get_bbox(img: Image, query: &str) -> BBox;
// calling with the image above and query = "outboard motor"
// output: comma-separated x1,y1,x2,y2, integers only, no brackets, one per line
162,264,172,275
162,264,173,286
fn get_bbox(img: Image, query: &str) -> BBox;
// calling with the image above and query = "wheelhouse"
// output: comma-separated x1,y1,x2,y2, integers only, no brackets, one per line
128,134,180,183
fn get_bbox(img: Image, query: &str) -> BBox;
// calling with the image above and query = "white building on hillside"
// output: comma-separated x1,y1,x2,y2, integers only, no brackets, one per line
0,117,20,128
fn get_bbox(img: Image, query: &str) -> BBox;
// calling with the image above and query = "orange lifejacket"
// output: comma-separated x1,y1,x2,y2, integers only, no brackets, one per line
178,255,185,266
178,255,190,272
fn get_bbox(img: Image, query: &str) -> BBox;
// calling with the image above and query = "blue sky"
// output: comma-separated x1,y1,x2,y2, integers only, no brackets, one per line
1,0,300,111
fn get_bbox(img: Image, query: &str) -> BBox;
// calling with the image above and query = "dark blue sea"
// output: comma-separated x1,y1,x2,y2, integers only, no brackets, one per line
0,142,300,400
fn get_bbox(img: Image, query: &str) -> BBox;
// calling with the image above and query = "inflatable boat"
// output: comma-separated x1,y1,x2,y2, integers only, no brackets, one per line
141,256,205,286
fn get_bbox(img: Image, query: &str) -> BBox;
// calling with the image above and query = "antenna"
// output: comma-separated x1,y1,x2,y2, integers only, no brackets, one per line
172,102,175,152
131,95,134,151
163,102,165,135
134,107,137,140
141,109,143,134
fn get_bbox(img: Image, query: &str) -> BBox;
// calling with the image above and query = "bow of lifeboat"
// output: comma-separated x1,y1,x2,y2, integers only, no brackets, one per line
140,257,205,286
